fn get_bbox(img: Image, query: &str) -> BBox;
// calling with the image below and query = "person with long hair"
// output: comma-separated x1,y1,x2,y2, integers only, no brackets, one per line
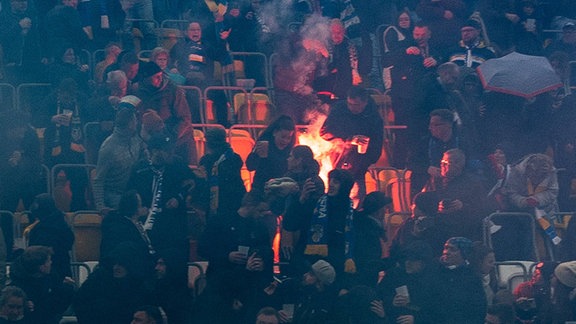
246,115,296,194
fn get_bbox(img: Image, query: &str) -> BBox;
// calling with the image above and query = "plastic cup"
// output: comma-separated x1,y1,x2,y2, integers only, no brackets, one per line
257,141,269,158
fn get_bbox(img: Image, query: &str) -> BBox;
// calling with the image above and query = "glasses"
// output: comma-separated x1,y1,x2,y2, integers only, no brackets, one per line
440,160,451,166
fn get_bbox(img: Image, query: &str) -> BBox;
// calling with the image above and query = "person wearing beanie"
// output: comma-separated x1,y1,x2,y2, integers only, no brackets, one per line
435,236,486,323
310,260,336,286
551,261,576,322
135,60,196,165
198,127,246,219
446,17,495,68
290,259,339,323
126,131,196,265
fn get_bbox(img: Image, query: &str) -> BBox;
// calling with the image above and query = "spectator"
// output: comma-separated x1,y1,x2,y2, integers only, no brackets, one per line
93,107,146,212
152,250,191,324
73,242,154,324
383,22,440,168
169,20,233,126
0,0,43,85
378,240,442,323
150,47,185,85
352,191,390,284
502,153,559,214
103,51,140,94
198,127,245,219
127,133,194,264
303,169,356,277
447,19,496,68
513,261,558,323
9,246,75,324
408,109,472,194
0,110,42,213
44,0,90,60
320,86,383,201
99,190,155,273
469,242,497,306
551,261,576,322
286,260,339,323
94,42,122,84
46,46,90,93
35,78,89,211
390,191,447,259
135,60,196,164
246,115,296,194
436,237,487,323
281,145,325,264
311,19,369,99
416,0,468,50
545,22,576,61
119,0,156,51
429,148,490,241
130,305,164,324
197,192,273,323
381,10,414,90
0,286,28,324
27,194,74,282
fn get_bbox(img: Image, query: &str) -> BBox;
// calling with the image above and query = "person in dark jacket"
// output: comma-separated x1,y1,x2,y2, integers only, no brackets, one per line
73,242,154,324
320,86,383,201
126,134,194,265
99,190,155,280
27,194,74,282
199,127,246,219
9,246,74,324
246,115,296,194
435,237,487,323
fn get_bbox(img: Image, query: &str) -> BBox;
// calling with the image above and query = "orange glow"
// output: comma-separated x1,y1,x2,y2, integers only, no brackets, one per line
296,110,342,188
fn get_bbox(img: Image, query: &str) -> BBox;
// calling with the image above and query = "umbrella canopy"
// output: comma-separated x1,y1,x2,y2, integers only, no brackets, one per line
476,52,563,98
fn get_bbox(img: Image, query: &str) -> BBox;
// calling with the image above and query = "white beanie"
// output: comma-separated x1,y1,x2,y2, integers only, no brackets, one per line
311,260,336,285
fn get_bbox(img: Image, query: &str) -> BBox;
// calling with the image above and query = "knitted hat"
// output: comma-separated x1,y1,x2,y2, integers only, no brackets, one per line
446,237,473,260
141,109,165,134
554,261,576,288
118,95,141,110
462,19,482,31
361,192,392,215
139,60,162,79
311,260,336,285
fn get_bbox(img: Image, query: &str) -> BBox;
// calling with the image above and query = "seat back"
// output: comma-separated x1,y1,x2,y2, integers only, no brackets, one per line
71,211,102,262
188,261,208,297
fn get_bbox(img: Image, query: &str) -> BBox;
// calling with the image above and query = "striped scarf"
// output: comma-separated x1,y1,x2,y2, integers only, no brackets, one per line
304,195,356,273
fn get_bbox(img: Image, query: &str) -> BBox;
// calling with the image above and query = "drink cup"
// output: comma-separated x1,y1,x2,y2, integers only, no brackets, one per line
257,141,269,158
351,135,370,154
395,285,410,303
282,304,295,321
238,245,249,258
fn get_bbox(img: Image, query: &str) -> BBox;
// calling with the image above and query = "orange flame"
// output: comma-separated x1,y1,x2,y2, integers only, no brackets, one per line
296,108,343,188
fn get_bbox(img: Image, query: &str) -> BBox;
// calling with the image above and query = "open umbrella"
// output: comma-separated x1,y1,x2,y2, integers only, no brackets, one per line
476,52,563,98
